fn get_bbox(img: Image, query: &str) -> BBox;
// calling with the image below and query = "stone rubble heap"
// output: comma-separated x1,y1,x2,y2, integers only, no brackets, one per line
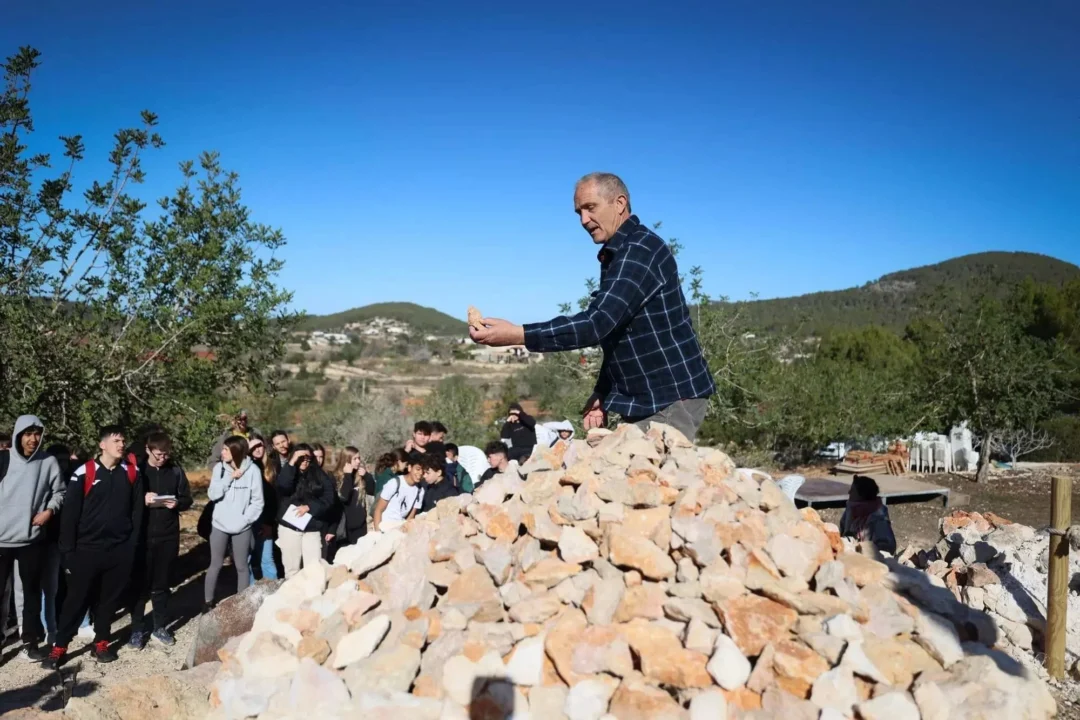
206,424,1058,720
899,508,1080,680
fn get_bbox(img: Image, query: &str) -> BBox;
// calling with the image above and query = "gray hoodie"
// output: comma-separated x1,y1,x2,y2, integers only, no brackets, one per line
208,458,264,535
0,415,65,548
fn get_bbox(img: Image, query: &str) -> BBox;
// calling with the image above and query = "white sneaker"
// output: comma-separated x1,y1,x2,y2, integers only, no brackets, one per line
77,624,95,640
17,647,30,662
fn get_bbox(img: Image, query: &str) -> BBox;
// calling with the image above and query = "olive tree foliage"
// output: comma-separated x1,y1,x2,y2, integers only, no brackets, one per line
916,296,1059,483
423,375,486,447
303,389,412,463
0,47,296,459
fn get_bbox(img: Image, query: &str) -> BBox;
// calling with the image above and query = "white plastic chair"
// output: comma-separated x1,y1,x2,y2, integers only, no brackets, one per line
931,441,947,473
457,446,489,488
777,475,806,502
908,443,920,473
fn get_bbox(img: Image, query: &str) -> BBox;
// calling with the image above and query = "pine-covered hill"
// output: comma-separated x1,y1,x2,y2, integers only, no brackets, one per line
726,252,1080,335
299,302,467,335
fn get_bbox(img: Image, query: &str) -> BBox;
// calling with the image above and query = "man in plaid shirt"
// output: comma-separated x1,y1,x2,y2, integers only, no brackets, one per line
471,173,715,441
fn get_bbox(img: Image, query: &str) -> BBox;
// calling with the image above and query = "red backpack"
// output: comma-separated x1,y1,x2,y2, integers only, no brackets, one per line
83,454,138,496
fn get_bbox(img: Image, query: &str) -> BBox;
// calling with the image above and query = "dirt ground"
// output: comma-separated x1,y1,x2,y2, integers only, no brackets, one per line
0,489,227,715
809,464,1080,550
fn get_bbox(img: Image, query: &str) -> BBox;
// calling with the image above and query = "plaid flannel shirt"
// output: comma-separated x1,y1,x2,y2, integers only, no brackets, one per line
523,215,715,418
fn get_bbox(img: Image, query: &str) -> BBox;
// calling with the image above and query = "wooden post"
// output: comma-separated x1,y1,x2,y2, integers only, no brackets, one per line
1047,474,1072,679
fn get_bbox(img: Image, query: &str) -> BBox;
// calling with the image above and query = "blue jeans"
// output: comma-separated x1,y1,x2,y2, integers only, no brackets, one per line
250,531,278,581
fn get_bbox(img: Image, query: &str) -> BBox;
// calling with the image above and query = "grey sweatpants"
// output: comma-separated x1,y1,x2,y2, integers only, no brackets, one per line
626,398,710,443
205,528,253,603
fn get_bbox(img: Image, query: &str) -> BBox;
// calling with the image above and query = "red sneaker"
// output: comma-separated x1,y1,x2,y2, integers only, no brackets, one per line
41,645,66,670
91,640,118,664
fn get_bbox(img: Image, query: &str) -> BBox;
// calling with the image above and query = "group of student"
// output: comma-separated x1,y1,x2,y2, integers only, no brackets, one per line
0,402,582,672
0,416,193,670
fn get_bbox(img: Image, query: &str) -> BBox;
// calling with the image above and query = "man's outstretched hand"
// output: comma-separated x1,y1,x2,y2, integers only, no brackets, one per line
469,318,525,347
582,393,607,430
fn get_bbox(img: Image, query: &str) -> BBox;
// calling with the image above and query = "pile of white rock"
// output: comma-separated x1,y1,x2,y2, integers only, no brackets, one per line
206,424,1058,720
899,508,1080,681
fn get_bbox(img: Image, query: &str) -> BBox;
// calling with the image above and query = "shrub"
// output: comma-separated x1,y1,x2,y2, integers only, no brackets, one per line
1028,415,1080,462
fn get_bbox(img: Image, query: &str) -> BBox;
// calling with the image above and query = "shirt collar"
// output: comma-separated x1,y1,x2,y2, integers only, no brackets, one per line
597,214,640,262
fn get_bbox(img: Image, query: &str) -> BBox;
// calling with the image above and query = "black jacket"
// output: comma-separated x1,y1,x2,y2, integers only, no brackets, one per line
419,478,460,514
140,461,194,542
500,412,537,454
276,463,335,534
59,458,144,553
339,471,373,539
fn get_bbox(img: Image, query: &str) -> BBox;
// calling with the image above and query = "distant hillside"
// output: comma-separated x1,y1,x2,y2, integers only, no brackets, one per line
299,302,467,335
727,252,1080,335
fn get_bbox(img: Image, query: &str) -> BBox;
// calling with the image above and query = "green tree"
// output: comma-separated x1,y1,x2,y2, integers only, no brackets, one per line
915,298,1059,482
425,375,486,446
0,47,295,461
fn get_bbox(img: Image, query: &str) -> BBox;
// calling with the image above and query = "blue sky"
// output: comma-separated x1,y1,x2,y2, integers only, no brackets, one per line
6,0,1079,325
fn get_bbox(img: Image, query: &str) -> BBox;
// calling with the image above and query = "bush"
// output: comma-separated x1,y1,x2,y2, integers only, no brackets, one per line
304,390,412,461
1028,415,1080,462
425,375,486,446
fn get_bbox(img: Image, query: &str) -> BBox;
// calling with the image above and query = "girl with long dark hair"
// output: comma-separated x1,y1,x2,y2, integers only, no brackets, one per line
246,435,280,581
275,443,334,578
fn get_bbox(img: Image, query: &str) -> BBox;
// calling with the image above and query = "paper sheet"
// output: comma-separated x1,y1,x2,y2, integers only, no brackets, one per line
282,504,312,530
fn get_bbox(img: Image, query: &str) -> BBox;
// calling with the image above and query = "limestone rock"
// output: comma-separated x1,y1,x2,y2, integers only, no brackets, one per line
707,633,751,690
508,590,564,623
810,666,858,715
571,625,634,678
856,691,921,720
608,672,687,720
339,529,403,575
506,634,547,686
524,557,583,588
688,689,728,720
565,675,619,720
913,609,963,668
559,525,600,564
838,552,888,587
716,594,798,657
609,528,676,580
772,640,830,698
613,583,667,622
619,619,713,689
332,614,392,668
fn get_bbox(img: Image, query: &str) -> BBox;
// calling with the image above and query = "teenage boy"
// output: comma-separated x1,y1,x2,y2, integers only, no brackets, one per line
43,426,144,669
499,403,537,463
425,421,448,458
128,431,192,650
0,415,65,661
443,444,474,493
480,441,511,485
418,454,459,514
404,421,433,457
372,455,425,532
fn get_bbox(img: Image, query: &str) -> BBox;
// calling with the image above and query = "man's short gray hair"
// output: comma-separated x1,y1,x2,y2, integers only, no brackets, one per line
577,172,631,211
